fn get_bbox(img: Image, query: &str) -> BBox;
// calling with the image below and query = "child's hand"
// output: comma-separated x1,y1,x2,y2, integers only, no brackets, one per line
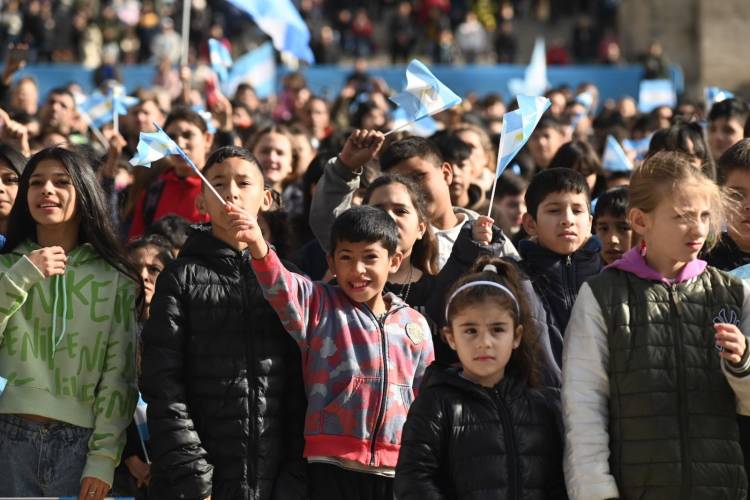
338,129,385,171
124,455,151,488
226,203,268,258
27,247,67,277
472,216,494,245
715,323,748,365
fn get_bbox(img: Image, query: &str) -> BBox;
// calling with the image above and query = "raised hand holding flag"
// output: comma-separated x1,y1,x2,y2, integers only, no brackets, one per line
130,123,225,205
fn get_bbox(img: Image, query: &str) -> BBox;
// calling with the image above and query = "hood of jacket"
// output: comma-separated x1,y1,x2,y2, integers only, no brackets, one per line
607,246,706,284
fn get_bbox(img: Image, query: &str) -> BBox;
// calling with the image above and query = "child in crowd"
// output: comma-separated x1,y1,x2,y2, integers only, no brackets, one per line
0,144,26,245
141,146,306,500
491,171,528,240
144,214,191,258
432,132,485,212
395,257,566,499
593,187,634,265
705,139,750,270
236,203,434,499
0,147,140,499
128,108,213,239
563,151,750,499
708,98,749,162
309,130,518,271
527,115,569,170
519,168,601,365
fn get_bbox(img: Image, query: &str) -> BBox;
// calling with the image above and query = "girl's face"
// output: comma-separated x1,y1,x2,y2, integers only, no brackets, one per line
254,132,294,188
456,130,488,181
28,159,78,228
0,162,20,220
444,299,522,388
632,185,711,274
166,120,212,177
131,244,165,305
367,183,426,259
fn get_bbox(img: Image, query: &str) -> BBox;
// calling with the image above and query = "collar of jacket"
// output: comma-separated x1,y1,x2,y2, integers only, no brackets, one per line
606,246,706,284
519,236,601,267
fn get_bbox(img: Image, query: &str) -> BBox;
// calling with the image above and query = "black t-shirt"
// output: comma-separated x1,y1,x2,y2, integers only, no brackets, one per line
704,232,750,271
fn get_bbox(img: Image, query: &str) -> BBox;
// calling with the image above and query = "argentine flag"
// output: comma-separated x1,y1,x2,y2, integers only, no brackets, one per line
508,37,548,97
389,59,462,123
79,87,137,129
496,95,551,176
208,38,233,83
602,135,633,172
225,42,277,98
227,0,314,64
705,86,735,111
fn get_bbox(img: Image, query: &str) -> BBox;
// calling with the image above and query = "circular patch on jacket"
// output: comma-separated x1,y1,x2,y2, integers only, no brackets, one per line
405,323,424,345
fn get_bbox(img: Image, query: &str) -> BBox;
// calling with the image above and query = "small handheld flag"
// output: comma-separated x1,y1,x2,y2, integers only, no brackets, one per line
224,42,277,98
508,37,548,97
387,59,461,135
704,86,735,112
129,123,225,205
208,38,233,83
602,135,633,172
488,95,551,216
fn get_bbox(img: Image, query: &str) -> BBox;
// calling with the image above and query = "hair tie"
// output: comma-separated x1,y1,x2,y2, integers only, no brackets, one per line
482,264,498,273
445,280,520,321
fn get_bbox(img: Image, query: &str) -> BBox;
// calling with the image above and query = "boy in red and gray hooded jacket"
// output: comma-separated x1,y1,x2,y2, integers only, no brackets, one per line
231,203,434,500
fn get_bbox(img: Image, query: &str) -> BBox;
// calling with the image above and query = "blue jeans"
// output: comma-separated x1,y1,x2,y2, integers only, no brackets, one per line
0,414,92,496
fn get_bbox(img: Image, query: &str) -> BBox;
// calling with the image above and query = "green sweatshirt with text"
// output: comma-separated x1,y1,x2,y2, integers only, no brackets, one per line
0,241,138,486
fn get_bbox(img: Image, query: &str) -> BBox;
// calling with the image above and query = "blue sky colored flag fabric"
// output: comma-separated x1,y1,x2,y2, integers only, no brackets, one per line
129,124,184,169
602,135,633,172
227,0,314,64
225,42,276,98
705,86,734,111
389,59,462,122
208,38,233,82
496,95,551,176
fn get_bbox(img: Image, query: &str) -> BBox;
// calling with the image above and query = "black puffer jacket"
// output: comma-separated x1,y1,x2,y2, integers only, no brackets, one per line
141,227,306,500
395,363,566,500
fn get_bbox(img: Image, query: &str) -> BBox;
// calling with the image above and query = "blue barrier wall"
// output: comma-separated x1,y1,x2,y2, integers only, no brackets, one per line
7,63,683,105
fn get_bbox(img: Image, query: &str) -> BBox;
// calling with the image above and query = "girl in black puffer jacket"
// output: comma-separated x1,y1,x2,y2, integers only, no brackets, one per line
395,257,567,500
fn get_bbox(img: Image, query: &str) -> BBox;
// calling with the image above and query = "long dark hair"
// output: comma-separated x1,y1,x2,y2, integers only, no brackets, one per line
3,147,143,309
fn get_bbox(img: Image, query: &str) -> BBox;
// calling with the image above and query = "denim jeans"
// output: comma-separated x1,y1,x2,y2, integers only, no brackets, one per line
0,414,92,496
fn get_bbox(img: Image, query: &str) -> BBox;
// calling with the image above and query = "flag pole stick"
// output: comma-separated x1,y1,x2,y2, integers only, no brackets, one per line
113,110,119,136
180,0,191,67
81,113,108,149
179,151,226,205
384,120,413,137
486,132,508,217
487,177,499,218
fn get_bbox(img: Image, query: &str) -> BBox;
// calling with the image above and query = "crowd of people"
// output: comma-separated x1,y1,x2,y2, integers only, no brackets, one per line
0,18,748,499
0,0,639,67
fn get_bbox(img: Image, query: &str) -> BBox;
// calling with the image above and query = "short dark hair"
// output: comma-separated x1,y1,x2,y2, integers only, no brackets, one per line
0,143,27,176
532,114,567,135
146,215,192,252
46,87,75,104
329,205,399,255
525,167,591,219
430,132,472,167
127,234,174,267
380,136,443,171
717,138,750,184
708,97,750,124
163,107,208,134
549,140,602,176
496,171,528,198
203,145,264,179
594,187,628,222
646,120,714,178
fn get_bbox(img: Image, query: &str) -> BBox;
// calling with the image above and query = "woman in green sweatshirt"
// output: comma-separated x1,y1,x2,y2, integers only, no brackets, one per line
0,147,141,500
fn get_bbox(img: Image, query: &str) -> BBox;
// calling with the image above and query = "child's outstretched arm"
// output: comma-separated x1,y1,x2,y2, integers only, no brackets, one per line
720,280,750,414
309,129,384,252
229,204,321,346
562,283,619,500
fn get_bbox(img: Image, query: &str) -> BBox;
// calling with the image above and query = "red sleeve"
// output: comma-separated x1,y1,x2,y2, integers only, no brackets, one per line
128,191,147,241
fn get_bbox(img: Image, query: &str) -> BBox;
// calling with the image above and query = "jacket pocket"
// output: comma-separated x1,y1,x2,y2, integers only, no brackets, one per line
379,383,415,445
321,376,380,438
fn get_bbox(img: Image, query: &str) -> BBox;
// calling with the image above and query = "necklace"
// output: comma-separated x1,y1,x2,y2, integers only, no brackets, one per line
396,263,414,303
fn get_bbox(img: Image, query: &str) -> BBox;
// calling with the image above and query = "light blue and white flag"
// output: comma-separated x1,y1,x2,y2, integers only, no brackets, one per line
496,95,551,177
390,107,438,137
389,59,461,124
79,87,137,129
191,104,217,134
602,135,633,172
638,79,676,113
208,38,233,83
575,91,595,114
508,37,548,97
130,123,225,204
226,0,314,64
225,42,276,98
622,135,652,162
704,86,735,111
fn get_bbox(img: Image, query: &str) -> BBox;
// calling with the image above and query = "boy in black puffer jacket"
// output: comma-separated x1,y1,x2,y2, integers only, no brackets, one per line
395,257,566,499
141,146,306,500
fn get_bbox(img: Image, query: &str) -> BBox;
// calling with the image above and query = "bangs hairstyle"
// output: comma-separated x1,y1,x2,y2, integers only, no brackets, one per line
3,147,143,308
646,121,715,179
245,124,300,185
163,107,208,133
203,145,264,182
0,143,27,176
445,256,540,387
329,205,399,255
593,186,628,222
364,174,439,275
380,136,443,172
126,234,174,268
525,167,591,219
629,151,729,249
717,138,750,184
549,140,603,177
453,123,496,171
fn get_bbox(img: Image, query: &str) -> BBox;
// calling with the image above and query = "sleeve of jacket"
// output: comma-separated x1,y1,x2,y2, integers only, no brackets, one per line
82,277,140,487
0,255,45,340
394,388,449,500
271,332,308,500
250,248,323,347
561,283,619,500
723,279,750,415
141,268,213,500
309,156,361,253
127,191,147,240
522,279,561,388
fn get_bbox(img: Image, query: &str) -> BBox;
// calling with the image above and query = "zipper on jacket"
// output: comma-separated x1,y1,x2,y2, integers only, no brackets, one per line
240,256,258,488
562,255,574,310
668,285,690,498
494,389,521,500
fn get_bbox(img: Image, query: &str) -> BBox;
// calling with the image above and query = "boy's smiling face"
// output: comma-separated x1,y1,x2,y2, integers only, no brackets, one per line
523,190,592,256
327,240,402,315
198,157,272,248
